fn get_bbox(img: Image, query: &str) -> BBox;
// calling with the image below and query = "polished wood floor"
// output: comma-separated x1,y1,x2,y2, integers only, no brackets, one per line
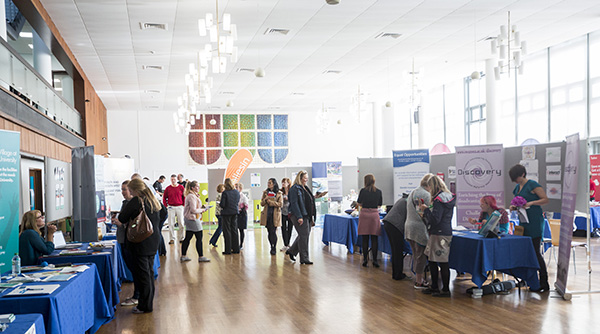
97,227,600,334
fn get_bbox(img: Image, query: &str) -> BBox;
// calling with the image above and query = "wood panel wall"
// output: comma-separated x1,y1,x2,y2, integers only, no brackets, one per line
0,115,72,162
30,0,109,155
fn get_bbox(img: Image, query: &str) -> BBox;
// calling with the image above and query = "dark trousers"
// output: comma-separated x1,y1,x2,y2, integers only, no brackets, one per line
266,217,278,249
281,214,293,247
181,230,203,257
383,222,405,279
222,214,239,254
131,254,155,312
120,243,139,299
361,235,379,263
238,226,245,248
158,218,167,256
209,215,222,246
531,236,549,288
429,261,450,292
288,215,311,262
238,210,247,248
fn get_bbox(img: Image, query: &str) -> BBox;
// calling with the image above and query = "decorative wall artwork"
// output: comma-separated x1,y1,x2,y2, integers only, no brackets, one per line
189,114,288,165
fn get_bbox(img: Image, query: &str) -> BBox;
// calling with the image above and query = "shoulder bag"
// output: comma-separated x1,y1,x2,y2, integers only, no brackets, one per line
127,200,154,243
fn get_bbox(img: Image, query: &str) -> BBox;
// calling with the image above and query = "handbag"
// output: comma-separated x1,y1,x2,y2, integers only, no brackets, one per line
127,200,154,243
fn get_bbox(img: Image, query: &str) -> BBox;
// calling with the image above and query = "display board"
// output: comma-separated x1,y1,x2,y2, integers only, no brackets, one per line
44,157,72,222
71,146,98,242
357,157,394,206
0,130,20,274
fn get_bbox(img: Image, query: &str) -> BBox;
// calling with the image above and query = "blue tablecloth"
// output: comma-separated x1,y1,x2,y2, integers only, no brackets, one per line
322,214,411,255
0,263,112,334
42,243,120,310
449,232,540,289
574,207,600,230
4,313,45,334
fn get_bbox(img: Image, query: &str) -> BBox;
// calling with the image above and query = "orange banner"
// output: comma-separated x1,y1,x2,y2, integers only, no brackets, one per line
224,149,253,184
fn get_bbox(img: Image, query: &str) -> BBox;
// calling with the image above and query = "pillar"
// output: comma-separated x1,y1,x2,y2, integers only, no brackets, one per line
485,58,498,144
33,30,52,84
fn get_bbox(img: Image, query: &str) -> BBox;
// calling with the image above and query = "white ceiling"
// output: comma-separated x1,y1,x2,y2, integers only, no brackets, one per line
38,0,600,114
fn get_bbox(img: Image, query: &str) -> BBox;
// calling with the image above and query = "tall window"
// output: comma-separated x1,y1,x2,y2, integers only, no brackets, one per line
589,32,600,138
517,49,549,143
464,76,486,145
445,80,465,149
549,36,587,141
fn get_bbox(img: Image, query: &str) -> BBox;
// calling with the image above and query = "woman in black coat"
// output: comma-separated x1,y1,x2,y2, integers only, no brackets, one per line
118,178,167,314
219,178,240,255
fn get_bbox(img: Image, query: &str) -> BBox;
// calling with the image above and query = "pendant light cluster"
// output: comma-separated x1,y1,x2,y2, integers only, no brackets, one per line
490,11,527,79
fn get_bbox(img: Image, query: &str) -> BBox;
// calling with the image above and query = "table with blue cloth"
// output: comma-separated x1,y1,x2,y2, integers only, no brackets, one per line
42,242,121,310
0,263,112,334
322,214,411,255
448,232,540,290
574,206,600,230
102,235,161,281
4,313,45,334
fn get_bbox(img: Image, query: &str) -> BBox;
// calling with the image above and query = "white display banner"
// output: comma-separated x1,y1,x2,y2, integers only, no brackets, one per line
455,144,504,227
102,158,135,214
392,150,430,202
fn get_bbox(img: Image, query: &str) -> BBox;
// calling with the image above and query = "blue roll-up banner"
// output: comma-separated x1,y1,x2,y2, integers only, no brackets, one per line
0,130,21,273
392,149,430,202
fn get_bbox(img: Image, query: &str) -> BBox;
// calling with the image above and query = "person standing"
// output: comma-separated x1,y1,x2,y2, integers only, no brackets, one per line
405,173,433,289
111,180,140,306
260,178,283,255
177,174,187,188
163,174,185,244
118,179,167,314
153,175,165,194
419,175,455,298
181,181,210,263
509,164,550,292
382,193,410,280
219,178,240,255
236,183,249,249
209,184,225,247
286,171,316,264
18,210,56,266
357,174,383,268
280,177,293,251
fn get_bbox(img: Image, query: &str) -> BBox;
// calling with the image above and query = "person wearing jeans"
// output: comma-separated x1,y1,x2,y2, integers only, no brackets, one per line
163,174,185,244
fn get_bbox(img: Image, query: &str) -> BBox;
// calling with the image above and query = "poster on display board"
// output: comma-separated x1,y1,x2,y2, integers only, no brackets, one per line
326,161,343,201
520,159,539,182
555,133,580,299
94,156,107,224
455,144,504,227
102,158,135,214
591,154,600,200
392,150,430,202
0,130,20,274
44,158,72,222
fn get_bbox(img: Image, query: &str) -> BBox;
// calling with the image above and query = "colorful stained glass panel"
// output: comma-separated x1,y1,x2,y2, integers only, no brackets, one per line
274,115,288,129
191,115,204,130
224,132,238,147
223,114,238,130
224,149,238,159
240,115,255,130
258,132,272,147
259,149,273,163
273,132,287,147
257,115,272,129
205,114,221,130
206,132,221,147
188,132,204,147
189,149,205,165
240,132,255,147
274,149,288,163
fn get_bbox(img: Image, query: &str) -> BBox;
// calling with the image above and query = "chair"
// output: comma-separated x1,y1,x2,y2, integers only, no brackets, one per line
545,219,588,274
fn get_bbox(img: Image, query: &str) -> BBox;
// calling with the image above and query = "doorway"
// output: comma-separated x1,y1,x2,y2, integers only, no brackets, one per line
29,168,43,213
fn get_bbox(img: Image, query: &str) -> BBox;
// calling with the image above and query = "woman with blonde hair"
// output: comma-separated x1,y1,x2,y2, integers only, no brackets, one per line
286,171,316,264
357,174,383,267
118,178,167,313
280,177,293,251
19,210,57,266
219,178,240,254
181,181,210,263
419,175,455,297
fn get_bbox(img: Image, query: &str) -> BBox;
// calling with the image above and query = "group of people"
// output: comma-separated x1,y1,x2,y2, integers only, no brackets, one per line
375,163,550,296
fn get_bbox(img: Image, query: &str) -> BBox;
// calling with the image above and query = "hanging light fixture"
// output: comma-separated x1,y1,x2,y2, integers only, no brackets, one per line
490,11,527,80
198,0,238,74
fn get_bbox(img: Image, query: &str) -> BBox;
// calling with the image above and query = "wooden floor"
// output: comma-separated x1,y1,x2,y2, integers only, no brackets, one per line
97,227,600,334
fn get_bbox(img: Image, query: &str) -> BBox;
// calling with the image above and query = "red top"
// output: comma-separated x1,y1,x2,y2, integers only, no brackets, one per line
163,184,185,207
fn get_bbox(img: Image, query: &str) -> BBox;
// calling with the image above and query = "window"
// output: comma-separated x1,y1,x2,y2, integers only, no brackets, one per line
516,49,549,144
464,76,486,145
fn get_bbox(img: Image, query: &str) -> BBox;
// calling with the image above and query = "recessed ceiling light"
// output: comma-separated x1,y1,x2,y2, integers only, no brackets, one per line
268,106,280,110
236,68,255,73
144,90,161,94
139,22,168,30
219,91,235,95
19,32,33,38
374,32,402,39
142,65,163,70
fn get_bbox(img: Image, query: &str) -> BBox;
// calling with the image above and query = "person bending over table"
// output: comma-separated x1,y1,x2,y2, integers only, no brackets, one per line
382,193,410,280
468,195,510,234
19,210,56,266
357,173,383,268
419,175,455,298
509,164,550,293
260,178,283,255
405,173,434,289
118,178,167,314
286,170,316,265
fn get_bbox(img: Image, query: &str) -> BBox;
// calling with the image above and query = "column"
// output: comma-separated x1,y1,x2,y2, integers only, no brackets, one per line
372,102,383,157
33,30,52,84
485,58,498,144
381,104,395,155
60,75,74,106
417,95,425,149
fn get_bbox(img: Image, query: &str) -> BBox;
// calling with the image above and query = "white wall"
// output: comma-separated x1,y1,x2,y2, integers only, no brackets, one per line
107,108,374,182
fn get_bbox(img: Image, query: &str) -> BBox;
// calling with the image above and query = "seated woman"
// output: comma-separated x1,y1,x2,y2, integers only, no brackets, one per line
468,195,510,234
19,210,57,266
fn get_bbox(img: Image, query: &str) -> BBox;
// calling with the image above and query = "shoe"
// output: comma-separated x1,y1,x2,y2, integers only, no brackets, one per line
432,290,451,298
180,256,191,262
372,261,380,268
222,252,231,255
198,257,210,262
120,298,138,306
285,250,296,262
169,240,174,245
414,282,429,289
362,261,368,267
301,261,313,265
422,287,440,295
393,273,410,281
270,247,276,255
210,243,218,248
280,246,288,252
132,306,145,314
530,285,550,293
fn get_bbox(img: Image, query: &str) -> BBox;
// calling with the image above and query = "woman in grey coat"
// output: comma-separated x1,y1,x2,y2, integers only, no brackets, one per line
404,173,433,289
